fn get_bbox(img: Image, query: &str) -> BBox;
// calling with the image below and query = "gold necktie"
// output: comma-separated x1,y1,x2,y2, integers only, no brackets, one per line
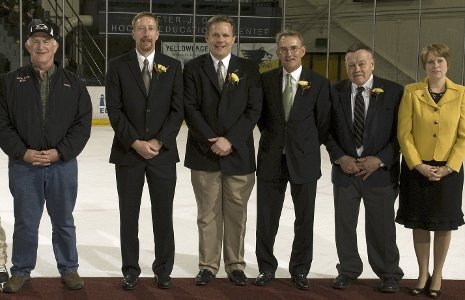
283,73,293,121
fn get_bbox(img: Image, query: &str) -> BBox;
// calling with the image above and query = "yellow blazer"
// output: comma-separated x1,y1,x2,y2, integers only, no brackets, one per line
398,77,465,171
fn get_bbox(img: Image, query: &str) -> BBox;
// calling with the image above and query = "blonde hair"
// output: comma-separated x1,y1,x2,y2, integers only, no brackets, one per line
420,43,450,69
132,12,158,30
206,15,236,36
275,30,304,46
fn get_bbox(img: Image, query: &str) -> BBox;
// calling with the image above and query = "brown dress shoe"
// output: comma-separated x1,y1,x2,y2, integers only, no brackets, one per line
61,271,84,290
3,274,31,293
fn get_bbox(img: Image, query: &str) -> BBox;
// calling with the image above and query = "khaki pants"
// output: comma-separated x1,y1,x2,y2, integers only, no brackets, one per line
0,217,7,266
191,170,255,275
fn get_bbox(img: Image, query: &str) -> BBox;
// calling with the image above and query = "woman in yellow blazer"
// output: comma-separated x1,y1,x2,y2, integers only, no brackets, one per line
396,43,465,298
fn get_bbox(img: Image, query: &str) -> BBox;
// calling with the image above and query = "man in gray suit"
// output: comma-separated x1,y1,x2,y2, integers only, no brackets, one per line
326,43,404,293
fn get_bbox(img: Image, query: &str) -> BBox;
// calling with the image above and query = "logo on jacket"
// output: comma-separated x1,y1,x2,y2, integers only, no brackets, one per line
16,75,30,82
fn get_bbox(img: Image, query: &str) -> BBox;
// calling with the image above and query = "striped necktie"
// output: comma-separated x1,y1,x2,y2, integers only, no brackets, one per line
353,86,365,149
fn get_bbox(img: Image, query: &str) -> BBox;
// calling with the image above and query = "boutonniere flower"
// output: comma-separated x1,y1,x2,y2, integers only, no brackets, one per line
298,80,311,95
154,64,168,79
228,70,240,85
369,87,384,96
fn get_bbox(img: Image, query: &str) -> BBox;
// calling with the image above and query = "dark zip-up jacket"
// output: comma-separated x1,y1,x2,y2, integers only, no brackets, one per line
0,64,92,161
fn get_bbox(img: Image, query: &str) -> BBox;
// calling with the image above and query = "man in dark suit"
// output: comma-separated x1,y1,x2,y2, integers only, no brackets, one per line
183,15,262,286
326,43,403,292
105,12,183,290
254,30,331,290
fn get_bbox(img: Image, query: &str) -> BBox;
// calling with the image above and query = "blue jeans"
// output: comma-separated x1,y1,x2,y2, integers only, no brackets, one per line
9,159,79,276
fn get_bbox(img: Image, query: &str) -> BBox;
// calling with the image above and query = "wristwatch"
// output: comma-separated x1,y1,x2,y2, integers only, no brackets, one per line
379,161,385,168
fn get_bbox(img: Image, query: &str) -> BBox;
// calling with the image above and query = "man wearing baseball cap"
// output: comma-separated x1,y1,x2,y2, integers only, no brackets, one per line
0,20,92,293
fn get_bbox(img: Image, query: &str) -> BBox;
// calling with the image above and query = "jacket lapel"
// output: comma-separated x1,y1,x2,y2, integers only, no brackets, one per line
223,55,240,92
127,50,149,97
287,68,309,121
274,68,285,122
341,81,353,132
365,76,382,129
201,54,222,93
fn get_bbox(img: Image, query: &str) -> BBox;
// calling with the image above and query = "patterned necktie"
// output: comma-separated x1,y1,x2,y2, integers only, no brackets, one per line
142,58,151,94
283,73,293,121
353,86,365,149
217,60,224,90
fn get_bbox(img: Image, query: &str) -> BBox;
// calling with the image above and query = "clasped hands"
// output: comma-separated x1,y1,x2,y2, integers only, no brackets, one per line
132,139,163,160
23,149,60,166
339,155,382,180
209,137,232,156
415,163,450,181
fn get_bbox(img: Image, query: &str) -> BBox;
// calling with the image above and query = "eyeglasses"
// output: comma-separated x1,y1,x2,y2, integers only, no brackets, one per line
278,46,303,54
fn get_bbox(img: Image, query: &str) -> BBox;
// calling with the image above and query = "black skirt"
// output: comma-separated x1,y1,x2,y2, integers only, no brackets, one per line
395,160,465,231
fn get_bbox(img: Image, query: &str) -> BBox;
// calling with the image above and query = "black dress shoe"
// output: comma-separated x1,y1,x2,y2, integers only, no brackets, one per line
429,289,441,298
291,274,309,290
228,270,247,286
195,269,215,286
379,277,400,293
121,275,138,290
411,274,431,296
155,274,172,289
332,274,354,289
255,272,275,286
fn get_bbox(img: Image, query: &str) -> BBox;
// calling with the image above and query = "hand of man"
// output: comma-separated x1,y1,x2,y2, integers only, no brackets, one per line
131,139,159,160
209,137,232,156
148,139,163,151
338,155,360,175
355,156,382,180
24,149,60,166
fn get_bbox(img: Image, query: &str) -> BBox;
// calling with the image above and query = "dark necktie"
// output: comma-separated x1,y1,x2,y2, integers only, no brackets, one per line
217,60,224,90
282,73,293,121
142,58,151,94
353,86,365,149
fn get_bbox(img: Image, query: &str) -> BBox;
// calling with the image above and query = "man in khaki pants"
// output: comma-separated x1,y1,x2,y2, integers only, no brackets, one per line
183,15,262,286
0,217,9,285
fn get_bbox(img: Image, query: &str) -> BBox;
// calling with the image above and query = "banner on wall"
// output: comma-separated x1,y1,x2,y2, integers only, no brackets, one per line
161,42,279,72
98,13,281,39
88,86,108,123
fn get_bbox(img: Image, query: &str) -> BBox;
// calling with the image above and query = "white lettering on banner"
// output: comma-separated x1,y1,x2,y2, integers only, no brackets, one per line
111,24,132,32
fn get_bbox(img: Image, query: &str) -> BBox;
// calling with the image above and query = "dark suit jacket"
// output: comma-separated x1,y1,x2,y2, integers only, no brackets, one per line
183,53,262,176
105,49,184,167
326,76,403,187
256,67,331,184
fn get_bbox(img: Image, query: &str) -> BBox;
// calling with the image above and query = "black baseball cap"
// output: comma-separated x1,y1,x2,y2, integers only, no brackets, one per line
27,19,56,39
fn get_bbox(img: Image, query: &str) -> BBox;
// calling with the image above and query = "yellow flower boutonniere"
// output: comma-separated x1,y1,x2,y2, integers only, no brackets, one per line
228,71,240,85
298,80,311,95
154,64,168,79
369,87,384,96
